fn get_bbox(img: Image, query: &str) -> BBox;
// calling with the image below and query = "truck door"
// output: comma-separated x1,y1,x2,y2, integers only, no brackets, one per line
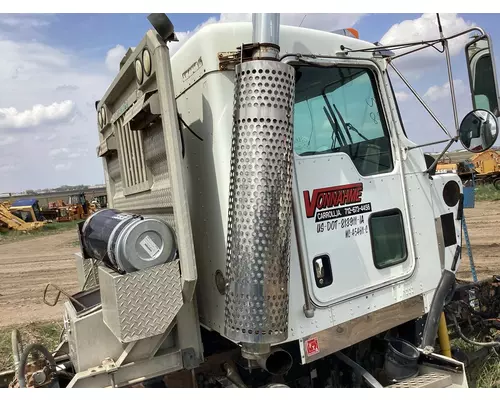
292,61,415,307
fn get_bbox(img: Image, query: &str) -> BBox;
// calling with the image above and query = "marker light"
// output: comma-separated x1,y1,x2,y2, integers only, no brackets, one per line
346,28,359,39
332,28,359,39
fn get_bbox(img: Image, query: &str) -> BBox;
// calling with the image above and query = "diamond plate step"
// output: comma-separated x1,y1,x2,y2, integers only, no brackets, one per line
388,372,452,388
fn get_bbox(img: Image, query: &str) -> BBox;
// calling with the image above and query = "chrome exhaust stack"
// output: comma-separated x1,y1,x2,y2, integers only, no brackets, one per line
241,344,293,376
224,13,296,372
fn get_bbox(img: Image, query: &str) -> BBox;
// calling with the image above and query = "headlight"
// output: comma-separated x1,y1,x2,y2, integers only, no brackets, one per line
98,111,103,128
101,107,107,125
135,59,143,84
143,48,152,77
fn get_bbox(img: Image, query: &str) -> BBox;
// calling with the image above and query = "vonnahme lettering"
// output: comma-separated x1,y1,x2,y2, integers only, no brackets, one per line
303,183,363,219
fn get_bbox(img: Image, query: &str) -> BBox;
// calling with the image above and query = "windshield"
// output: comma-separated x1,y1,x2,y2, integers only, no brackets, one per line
293,65,393,176
12,210,33,222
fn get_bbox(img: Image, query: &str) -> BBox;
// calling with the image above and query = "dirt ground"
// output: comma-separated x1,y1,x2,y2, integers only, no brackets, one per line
0,202,498,328
0,231,80,328
456,201,500,281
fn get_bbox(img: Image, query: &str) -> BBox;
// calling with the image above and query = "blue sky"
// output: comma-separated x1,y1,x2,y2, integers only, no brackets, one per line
0,13,499,192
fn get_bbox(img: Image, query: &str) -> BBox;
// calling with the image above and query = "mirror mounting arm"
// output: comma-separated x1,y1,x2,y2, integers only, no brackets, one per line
423,137,459,175
389,62,453,139
344,27,486,57
436,14,461,134
406,138,455,151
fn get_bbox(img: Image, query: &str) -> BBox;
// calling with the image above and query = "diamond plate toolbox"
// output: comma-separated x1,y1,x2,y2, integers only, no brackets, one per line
99,259,183,343
75,253,99,290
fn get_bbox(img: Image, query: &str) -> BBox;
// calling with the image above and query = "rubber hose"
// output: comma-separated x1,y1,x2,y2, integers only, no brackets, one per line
17,343,57,388
56,370,75,380
451,314,500,348
11,330,23,375
421,269,456,348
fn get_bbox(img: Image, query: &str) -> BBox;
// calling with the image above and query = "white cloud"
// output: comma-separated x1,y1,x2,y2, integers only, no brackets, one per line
379,14,478,148
0,100,75,130
68,150,88,159
424,79,466,102
380,14,475,72
0,40,70,76
49,147,70,157
0,20,111,192
54,162,73,171
0,136,17,146
105,45,127,73
395,91,410,102
394,75,472,150
168,13,366,56
50,146,89,160
34,134,57,142
56,84,79,93
0,164,17,173
0,15,51,29
168,17,219,55
219,13,366,31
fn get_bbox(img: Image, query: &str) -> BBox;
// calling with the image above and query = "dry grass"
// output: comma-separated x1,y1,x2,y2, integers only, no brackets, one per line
475,358,500,388
475,184,500,202
0,220,80,245
451,338,500,388
0,321,63,372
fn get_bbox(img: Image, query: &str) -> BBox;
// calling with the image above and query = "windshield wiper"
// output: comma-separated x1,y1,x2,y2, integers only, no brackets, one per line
345,122,369,142
323,106,345,149
329,100,370,144
322,94,348,148
331,103,353,144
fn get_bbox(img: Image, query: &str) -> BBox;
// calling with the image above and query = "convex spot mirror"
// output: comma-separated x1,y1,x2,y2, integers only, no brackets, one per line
465,35,500,117
459,109,499,153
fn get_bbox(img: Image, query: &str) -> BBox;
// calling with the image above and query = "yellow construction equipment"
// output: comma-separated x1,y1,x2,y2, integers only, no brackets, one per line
67,192,92,220
8,199,46,223
469,149,500,189
0,204,45,232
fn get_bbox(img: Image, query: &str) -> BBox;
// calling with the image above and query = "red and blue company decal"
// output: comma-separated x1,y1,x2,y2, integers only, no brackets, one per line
303,183,372,223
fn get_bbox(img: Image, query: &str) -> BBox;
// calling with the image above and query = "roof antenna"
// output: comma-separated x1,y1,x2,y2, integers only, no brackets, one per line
299,14,307,27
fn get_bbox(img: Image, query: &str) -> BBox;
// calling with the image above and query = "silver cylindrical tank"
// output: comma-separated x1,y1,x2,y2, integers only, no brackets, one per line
224,58,296,346
81,209,177,273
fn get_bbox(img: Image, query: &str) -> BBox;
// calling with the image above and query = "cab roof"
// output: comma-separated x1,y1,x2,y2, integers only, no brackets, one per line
11,199,38,207
170,22,376,91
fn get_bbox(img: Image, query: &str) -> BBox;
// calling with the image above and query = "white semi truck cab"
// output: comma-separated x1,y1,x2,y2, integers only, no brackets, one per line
4,13,500,389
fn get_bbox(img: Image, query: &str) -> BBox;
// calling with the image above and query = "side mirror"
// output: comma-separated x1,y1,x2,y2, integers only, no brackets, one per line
458,109,499,153
465,35,500,117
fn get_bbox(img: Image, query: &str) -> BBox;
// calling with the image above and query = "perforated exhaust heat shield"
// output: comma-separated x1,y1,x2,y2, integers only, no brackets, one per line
224,60,296,345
